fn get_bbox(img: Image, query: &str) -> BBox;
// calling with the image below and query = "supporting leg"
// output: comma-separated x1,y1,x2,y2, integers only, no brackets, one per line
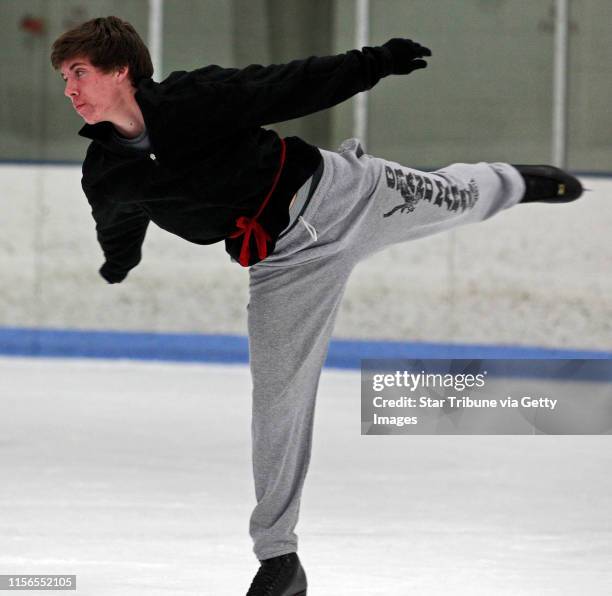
247,256,352,560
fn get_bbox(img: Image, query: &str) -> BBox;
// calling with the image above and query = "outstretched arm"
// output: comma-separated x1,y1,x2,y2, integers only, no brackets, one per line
168,38,431,130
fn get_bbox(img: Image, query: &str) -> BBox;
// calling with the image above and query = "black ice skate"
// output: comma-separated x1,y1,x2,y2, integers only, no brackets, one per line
513,165,583,204
246,552,307,596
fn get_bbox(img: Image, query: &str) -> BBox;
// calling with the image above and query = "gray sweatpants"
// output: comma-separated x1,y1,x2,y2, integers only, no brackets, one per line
247,138,525,560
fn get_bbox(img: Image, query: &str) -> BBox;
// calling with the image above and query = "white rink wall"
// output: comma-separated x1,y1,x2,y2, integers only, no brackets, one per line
1,163,611,350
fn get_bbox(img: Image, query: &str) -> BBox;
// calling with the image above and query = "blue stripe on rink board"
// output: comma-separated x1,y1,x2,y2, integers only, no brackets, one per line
0,327,250,364
0,327,610,379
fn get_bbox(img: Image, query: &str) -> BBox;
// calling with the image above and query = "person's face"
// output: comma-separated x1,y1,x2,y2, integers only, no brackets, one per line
60,57,127,124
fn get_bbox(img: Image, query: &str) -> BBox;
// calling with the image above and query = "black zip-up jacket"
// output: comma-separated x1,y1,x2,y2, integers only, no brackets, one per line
79,44,397,283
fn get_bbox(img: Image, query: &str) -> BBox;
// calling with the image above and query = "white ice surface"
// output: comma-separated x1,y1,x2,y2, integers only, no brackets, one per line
1,357,611,595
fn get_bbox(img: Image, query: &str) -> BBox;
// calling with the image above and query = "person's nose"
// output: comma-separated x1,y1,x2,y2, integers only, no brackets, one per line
64,79,78,99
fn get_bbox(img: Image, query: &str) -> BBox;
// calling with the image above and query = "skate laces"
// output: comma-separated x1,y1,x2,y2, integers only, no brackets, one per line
247,561,281,595
247,555,292,595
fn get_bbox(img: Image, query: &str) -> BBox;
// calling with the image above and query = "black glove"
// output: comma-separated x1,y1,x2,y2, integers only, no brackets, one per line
382,38,432,75
99,263,127,284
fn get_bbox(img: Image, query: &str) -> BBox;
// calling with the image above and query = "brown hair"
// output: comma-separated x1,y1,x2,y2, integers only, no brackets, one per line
51,16,153,85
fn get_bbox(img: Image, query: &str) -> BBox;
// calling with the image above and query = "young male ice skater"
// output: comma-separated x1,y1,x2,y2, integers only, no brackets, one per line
51,16,583,595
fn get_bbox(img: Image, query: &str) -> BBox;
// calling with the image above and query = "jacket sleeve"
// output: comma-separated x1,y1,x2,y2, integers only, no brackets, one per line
83,182,150,284
186,45,395,129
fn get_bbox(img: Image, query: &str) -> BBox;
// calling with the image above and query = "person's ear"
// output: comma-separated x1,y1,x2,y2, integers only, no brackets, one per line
115,65,130,84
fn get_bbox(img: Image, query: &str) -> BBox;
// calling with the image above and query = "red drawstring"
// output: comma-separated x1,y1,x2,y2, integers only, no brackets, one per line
229,137,287,266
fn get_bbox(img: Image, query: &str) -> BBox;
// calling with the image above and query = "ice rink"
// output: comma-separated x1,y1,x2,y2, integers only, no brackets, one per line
1,356,611,595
